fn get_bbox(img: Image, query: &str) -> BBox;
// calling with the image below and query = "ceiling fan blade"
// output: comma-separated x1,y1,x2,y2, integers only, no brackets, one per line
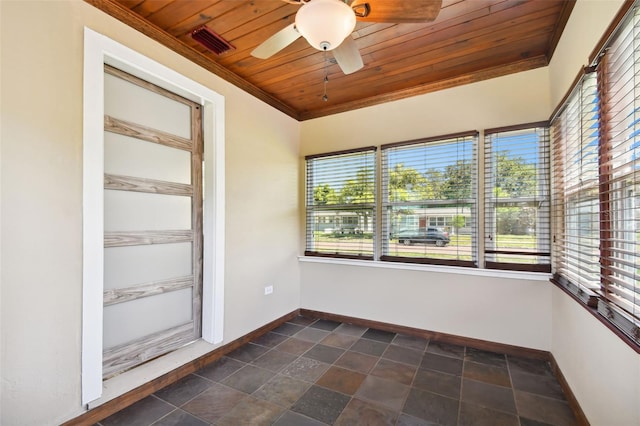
351,0,442,23
251,23,301,59
332,35,363,75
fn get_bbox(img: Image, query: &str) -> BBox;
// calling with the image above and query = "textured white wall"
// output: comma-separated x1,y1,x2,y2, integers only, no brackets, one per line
0,1,300,424
301,261,552,350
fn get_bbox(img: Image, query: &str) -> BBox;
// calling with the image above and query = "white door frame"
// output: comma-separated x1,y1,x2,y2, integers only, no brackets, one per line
82,27,225,405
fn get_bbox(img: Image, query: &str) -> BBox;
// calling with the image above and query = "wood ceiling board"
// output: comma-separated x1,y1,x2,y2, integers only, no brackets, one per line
298,56,548,120
88,0,576,121
164,1,240,37
143,1,214,30
132,0,172,18
262,14,557,97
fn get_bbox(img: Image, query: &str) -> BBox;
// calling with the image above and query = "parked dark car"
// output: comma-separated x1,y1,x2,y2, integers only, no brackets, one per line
395,227,450,247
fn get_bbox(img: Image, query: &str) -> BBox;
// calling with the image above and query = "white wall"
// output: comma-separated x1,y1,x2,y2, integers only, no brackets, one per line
547,1,640,425
301,261,551,349
0,1,300,424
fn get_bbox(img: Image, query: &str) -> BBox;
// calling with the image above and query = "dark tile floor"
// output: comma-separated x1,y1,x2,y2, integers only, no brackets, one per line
98,316,578,426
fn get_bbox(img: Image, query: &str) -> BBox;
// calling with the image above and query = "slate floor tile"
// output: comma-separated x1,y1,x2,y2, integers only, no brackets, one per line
515,390,578,425
463,360,511,387
304,344,345,364
181,383,246,423
421,352,463,375
458,401,519,426
153,374,211,406
272,410,328,426
426,341,465,359
194,356,244,382
101,395,174,426
292,385,351,424
226,342,269,362
335,350,379,374
403,387,459,426
216,396,285,425
519,417,555,426
507,355,553,376
351,338,388,356
334,323,367,336
321,332,358,349
276,337,315,355
221,364,276,393
396,412,439,425
309,319,342,331
295,327,331,343
362,328,397,343
316,366,366,395
151,409,208,426
251,349,299,372
252,331,289,348
98,321,578,426
272,322,306,336
335,398,399,426
370,358,417,385
356,375,410,411
281,357,330,382
464,347,507,367
383,344,423,366
510,370,566,400
461,378,517,414
392,334,429,352
253,374,311,407
412,368,461,399
288,316,317,326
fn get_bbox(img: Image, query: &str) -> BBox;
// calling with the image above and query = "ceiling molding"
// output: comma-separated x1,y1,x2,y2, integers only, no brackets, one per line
85,0,301,120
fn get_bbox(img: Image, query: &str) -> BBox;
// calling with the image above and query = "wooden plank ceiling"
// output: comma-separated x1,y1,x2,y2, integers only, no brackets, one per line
86,0,575,121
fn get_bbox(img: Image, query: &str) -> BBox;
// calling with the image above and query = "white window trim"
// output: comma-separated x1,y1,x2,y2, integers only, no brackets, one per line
82,27,225,405
298,256,551,281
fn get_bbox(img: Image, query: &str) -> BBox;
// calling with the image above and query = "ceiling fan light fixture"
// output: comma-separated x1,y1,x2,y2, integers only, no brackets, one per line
295,0,356,51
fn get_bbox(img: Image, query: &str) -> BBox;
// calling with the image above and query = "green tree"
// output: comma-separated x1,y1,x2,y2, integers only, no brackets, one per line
494,152,536,197
440,160,473,199
452,215,466,234
339,167,375,231
388,163,431,201
313,183,339,205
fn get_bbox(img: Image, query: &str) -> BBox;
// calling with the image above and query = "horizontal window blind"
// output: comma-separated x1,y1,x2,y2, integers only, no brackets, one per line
484,124,551,272
597,5,640,341
380,132,478,267
551,71,601,303
305,147,376,259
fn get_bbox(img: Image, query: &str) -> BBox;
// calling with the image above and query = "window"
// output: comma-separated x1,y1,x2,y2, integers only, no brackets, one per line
551,71,601,304
551,4,640,345
305,147,376,259
381,132,478,267
484,123,551,272
596,7,640,340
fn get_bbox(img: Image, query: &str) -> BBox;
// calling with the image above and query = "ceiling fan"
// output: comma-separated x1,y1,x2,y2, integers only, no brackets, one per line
251,0,443,75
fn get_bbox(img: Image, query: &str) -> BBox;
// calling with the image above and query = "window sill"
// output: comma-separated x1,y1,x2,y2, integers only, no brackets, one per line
298,256,551,281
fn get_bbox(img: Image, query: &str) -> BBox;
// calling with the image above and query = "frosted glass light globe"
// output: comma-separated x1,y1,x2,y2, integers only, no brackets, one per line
295,0,356,51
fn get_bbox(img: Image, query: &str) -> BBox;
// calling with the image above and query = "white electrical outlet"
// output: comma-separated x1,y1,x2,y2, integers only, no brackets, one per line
264,285,273,295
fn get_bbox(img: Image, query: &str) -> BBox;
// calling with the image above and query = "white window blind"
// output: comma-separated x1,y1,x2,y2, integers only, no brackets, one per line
380,132,478,267
597,6,640,341
305,147,376,259
551,71,601,305
484,123,551,272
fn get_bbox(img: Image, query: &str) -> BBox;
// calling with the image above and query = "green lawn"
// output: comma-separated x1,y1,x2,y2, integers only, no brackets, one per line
314,232,538,250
